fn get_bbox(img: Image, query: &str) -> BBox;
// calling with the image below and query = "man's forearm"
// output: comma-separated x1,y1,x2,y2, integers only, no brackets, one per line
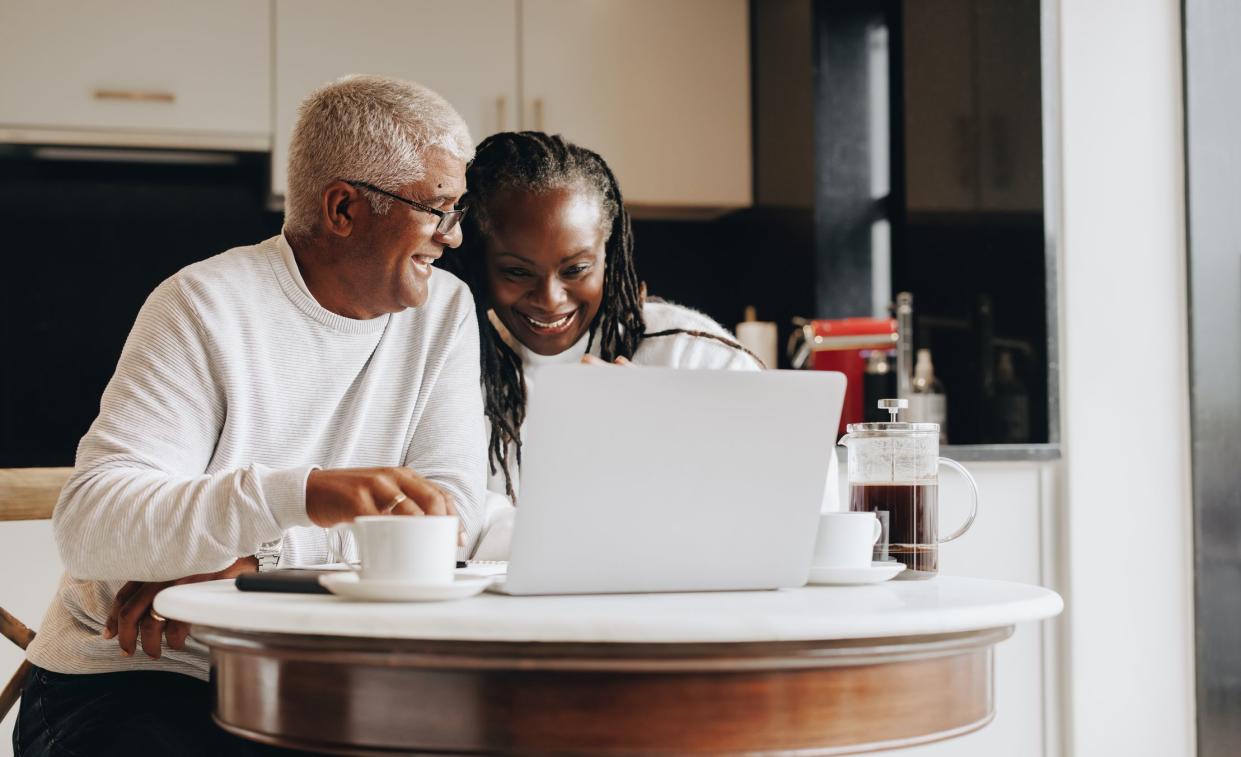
55,461,315,582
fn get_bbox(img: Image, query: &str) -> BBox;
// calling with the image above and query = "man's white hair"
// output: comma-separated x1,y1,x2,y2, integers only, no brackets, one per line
284,74,474,239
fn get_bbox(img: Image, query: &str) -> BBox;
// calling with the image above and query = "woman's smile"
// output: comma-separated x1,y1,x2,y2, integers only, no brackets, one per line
517,309,578,335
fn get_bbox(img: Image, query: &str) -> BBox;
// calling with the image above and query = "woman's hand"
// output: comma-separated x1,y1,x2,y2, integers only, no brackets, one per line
581,355,632,366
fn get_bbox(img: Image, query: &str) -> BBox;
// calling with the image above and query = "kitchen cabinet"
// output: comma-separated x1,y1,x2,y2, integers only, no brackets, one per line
903,0,1042,213
521,0,751,209
272,0,519,197
0,0,270,149
272,0,750,211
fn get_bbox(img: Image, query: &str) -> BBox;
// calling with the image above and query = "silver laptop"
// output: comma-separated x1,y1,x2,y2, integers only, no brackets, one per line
490,364,845,595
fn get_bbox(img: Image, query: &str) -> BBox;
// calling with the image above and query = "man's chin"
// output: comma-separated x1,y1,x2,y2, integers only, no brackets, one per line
399,284,430,310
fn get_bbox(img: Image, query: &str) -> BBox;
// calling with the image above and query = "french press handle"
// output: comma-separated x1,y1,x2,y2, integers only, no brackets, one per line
937,457,979,543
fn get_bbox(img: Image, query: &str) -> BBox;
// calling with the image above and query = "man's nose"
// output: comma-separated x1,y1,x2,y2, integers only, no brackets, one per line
434,222,463,249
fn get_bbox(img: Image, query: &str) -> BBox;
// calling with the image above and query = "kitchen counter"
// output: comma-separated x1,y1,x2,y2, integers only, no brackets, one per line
835,443,1061,463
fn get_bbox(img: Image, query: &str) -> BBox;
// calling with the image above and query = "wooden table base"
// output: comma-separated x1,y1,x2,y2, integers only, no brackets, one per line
196,626,1011,756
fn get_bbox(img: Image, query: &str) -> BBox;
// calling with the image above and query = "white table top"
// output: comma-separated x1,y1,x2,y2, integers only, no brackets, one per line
155,576,1062,644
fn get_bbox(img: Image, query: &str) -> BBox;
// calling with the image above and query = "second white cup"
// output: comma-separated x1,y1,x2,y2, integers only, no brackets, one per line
812,512,882,569
330,515,458,584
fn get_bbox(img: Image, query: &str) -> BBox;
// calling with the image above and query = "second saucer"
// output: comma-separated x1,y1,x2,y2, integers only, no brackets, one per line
807,561,904,586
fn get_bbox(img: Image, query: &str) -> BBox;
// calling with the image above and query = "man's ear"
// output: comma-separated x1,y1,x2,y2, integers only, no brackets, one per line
321,180,363,238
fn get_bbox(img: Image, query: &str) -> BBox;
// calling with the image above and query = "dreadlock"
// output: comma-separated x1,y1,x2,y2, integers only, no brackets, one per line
442,131,756,499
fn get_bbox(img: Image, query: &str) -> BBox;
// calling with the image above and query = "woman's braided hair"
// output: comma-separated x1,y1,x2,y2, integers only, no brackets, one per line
442,131,757,498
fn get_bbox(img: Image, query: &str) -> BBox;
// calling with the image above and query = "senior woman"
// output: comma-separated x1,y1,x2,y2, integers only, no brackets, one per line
440,132,848,560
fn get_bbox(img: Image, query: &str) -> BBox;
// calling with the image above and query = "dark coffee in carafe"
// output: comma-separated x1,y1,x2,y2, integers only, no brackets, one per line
849,482,938,578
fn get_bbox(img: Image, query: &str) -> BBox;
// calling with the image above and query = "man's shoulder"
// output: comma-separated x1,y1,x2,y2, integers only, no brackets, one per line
134,238,277,325
169,237,279,296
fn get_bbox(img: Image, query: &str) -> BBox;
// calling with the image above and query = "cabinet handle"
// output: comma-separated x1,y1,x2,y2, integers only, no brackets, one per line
94,89,176,104
496,95,507,131
533,98,544,131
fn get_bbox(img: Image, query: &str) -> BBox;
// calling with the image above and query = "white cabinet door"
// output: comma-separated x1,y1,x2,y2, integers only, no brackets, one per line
273,0,519,196
521,0,751,209
0,0,270,146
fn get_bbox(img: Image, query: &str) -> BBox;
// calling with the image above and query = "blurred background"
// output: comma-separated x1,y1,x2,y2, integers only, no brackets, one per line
0,0,1050,465
2,1,1236,756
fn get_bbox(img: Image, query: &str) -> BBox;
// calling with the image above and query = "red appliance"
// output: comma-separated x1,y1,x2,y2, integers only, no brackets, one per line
801,318,898,437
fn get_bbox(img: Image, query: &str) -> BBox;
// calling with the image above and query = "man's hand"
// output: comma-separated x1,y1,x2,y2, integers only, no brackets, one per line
305,467,456,528
103,556,258,659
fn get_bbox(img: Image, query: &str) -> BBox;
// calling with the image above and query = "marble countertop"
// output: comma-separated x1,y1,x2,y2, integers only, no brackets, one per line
155,576,1062,644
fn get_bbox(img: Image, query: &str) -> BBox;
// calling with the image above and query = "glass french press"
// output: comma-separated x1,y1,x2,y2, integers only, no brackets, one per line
838,399,979,579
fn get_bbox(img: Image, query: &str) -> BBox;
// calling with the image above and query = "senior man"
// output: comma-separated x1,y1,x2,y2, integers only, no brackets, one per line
14,75,485,756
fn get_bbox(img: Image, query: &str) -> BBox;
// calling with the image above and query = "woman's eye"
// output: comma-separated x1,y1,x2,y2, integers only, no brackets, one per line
563,265,591,278
502,268,531,279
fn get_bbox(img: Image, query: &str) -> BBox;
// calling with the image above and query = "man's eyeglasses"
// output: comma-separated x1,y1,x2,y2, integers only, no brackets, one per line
344,180,467,236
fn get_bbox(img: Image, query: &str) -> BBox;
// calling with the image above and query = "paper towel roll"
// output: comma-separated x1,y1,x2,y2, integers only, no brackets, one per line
736,320,778,369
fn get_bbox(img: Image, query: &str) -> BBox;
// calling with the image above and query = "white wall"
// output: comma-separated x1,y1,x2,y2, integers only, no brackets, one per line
1057,1,1196,756
0,521,62,757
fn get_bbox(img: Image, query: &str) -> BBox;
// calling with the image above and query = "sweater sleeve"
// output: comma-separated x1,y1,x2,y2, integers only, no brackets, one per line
403,305,488,555
53,279,311,582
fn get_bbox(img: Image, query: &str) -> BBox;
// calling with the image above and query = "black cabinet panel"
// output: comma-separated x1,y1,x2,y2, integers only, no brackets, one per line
0,153,282,465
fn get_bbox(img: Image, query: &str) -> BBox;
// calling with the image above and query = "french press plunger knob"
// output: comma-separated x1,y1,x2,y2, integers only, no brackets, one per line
877,398,908,422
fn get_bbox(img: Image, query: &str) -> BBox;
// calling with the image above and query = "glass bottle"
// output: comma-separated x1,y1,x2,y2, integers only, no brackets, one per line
907,348,947,443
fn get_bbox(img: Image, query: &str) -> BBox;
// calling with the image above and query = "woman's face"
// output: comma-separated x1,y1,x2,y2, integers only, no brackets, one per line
483,186,608,356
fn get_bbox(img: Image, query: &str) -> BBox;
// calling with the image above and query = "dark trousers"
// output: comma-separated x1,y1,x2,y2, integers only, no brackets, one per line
13,664,309,756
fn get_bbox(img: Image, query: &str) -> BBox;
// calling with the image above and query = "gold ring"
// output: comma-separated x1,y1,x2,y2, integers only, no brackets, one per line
149,608,167,623
384,493,408,512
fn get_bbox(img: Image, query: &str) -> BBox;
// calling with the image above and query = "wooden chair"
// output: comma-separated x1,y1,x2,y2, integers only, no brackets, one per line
0,467,72,722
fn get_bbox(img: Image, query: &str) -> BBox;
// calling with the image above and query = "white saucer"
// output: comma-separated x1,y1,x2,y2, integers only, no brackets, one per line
320,572,493,602
807,561,905,586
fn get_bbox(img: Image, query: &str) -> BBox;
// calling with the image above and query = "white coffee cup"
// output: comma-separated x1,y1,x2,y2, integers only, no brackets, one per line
812,512,882,568
329,515,458,584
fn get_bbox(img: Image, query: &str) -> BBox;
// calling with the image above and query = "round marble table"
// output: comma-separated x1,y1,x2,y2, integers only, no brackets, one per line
156,576,1062,756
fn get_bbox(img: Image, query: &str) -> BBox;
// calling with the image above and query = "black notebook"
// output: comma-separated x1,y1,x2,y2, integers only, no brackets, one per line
234,563,473,594
235,569,334,594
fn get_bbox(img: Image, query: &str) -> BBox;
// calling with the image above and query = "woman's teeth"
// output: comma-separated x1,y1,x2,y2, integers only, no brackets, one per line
523,311,574,330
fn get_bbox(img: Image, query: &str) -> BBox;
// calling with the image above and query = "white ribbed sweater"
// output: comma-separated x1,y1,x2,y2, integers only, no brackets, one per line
27,235,486,680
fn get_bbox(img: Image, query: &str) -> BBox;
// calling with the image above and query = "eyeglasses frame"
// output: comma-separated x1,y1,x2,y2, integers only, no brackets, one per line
342,179,467,236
